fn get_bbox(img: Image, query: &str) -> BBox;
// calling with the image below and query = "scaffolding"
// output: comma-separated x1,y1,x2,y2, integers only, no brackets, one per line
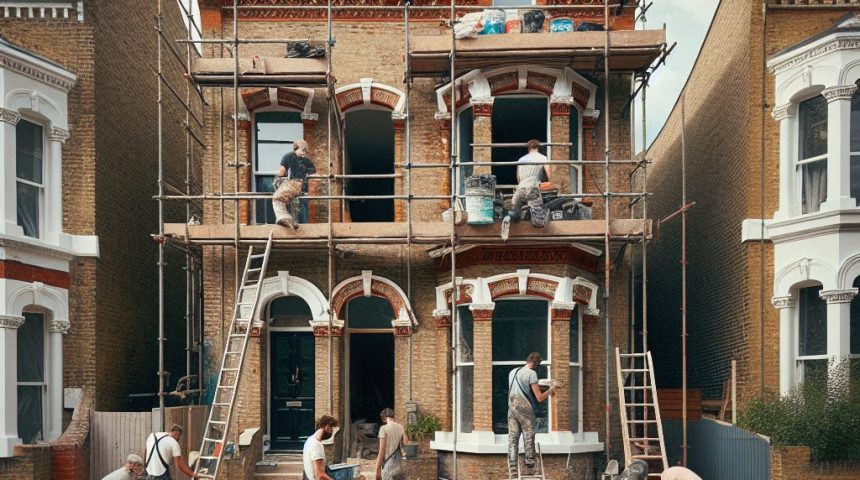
153,0,671,477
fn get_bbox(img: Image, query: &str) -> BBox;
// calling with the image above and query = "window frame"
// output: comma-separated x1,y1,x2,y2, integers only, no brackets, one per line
850,88,859,206
569,307,583,433
569,104,583,195
454,105,474,199
16,310,49,444
795,285,829,384
15,117,46,239
490,94,551,194
251,110,304,225
454,305,474,433
796,94,829,214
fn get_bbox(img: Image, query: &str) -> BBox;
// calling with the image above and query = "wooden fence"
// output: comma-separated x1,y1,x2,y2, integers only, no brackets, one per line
90,406,208,480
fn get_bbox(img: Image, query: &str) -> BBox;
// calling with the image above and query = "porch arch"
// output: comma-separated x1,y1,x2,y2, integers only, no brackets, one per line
330,271,416,334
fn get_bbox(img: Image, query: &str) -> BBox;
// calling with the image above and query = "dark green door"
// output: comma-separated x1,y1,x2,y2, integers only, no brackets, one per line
270,332,315,451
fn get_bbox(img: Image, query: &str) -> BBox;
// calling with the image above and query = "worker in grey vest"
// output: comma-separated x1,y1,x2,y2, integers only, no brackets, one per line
507,352,556,478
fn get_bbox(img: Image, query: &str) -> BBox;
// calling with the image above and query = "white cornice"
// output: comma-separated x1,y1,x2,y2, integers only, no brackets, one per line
768,36,860,75
0,315,25,329
0,42,76,93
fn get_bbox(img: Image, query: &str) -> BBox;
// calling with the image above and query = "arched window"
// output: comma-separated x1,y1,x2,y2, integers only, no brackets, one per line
850,86,859,205
16,119,45,238
797,285,828,382
17,311,47,444
798,95,828,214
253,111,304,224
344,110,394,222
269,295,312,328
851,277,860,356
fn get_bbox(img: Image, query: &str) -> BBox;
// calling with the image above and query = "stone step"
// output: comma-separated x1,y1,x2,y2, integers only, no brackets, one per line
255,460,304,475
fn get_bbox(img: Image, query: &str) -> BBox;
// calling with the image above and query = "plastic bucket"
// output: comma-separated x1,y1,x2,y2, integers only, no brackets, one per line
483,19,504,35
550,17,574,33
464,175,496,225
328,463,360,480
521,9,545,33
505,19,522,33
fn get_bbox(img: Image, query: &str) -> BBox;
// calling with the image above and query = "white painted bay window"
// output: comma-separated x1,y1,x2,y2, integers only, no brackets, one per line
15,120,44,238
455,305,474,433
798,96,828,214
850,89,859,205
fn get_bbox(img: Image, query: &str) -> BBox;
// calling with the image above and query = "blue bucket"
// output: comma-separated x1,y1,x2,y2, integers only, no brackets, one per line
328,463,359,480
550,17,574,33
465,175,496,225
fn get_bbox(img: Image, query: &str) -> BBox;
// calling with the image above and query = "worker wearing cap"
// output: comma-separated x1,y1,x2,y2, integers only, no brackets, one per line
101,453,145,480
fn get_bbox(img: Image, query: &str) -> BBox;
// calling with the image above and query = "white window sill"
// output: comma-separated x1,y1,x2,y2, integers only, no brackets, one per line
0,231,99,258
430,430,603,454
752,208,860,243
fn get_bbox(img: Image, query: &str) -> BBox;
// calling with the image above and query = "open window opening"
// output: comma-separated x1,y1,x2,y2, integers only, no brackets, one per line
345,296,395,458
253,111,304,224
456,106,474,196
492,97,548,192
344,110,394,222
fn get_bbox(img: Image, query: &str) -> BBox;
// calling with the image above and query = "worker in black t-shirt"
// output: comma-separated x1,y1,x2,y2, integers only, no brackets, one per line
273,140,315,226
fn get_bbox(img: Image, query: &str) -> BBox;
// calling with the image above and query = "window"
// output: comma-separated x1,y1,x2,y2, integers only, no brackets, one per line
17,312,46,444
850,88,859,205
569,107,580,194
491,299,549,434
456,107,474,197
798,96,828,214
797,286,828,383
455,306,474,433
569,309,581,432
269,296,312,329
344,109,394,222
16,119,44,238
254,112,304,224
492,97,548,189
851,277,860,356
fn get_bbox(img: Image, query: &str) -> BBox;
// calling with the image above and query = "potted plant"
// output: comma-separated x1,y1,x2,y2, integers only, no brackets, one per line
404,414,441,458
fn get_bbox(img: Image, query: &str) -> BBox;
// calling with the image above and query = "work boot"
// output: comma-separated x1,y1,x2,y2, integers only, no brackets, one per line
276,215,299,230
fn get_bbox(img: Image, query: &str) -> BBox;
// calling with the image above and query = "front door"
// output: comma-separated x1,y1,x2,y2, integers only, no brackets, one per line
270,332,315,451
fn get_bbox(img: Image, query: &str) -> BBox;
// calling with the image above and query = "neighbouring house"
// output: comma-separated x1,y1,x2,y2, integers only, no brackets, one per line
0,1,192,478
646,0,860,463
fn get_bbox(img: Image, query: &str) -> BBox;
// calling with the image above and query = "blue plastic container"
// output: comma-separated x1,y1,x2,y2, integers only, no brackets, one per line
328,463,359,480
465,175,496,225
483,19,505,35
550,17,574,33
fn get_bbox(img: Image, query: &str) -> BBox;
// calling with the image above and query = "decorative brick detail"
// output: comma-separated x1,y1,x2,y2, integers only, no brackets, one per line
335,87,363,111
0,107,21,125
393,325,412,336
277,87,309,110
471,99,493,117
313,325,344,337
370,87,400,110
241,88,271,111
487,71,519,96
573,283,593,306
331,276,412,327
438,246,599,273
526,71,556,96
487,276,558,300
550,101,571,117
0,260,70,289
434,313,452,328
470,308,494,321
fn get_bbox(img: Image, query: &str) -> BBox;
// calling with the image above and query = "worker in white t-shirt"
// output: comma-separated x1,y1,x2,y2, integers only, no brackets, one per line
100,453,145,480
661,466,703,480
303,415,339,480
144,424,199,479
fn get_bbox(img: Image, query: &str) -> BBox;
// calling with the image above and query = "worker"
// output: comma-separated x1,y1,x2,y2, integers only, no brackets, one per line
507,352,556,478
273,139,316,227
661,466,703,480
617,460,649,480
303,415,339,480
375,408,410,480
144,424,198,479
501,139,551,241
101,453,145,480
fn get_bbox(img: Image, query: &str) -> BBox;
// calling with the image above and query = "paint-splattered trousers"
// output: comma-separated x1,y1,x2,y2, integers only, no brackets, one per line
508,395,537,476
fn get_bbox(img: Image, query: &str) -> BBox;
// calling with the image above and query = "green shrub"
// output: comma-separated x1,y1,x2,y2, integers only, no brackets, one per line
739,358,860,462
407,414,442,441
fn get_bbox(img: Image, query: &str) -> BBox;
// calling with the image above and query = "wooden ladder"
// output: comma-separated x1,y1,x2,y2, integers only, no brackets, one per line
615,348,668,478
195,232,274,479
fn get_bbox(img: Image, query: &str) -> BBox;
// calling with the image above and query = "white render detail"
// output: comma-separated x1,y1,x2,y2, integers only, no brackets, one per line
763,15,860,395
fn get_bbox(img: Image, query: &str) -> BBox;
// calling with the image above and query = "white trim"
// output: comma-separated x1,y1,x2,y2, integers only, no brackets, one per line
250,271,329,327
331,272,417,327
0,40,76,93
334,79,406,114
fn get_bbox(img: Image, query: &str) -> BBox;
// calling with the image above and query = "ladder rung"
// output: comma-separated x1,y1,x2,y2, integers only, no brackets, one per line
627,419,658,423
213,402,230,406
249,253,265,259
225,350,242,355
203,436,224,443
222,367,240,371
198,474,215,479
199,455,219,460
217,384,235,389
619,353,647,357
209,420,227,425
631,454,664,460
240,284,258,290
624,385,649,389
626,403,655,407
629,437,661,442
622,369,650,372
230,333,247,338
247,267,261,272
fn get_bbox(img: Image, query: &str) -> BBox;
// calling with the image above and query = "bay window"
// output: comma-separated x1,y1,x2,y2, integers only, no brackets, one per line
16,119,44,238
455,306,474,433
798,95,828,214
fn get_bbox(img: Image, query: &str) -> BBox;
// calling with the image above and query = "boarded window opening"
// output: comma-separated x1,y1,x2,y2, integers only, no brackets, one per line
345,110,394,222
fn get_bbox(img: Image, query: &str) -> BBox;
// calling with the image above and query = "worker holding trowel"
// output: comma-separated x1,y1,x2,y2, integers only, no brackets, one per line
507,352,558,478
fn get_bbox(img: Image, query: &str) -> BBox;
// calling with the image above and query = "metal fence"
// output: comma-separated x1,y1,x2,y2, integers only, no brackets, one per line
663,418,771,480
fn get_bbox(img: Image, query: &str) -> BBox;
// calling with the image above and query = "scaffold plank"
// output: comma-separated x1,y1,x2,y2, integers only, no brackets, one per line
162,219,651,245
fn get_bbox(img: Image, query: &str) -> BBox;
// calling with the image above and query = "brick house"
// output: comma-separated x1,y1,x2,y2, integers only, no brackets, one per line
163,1,666,478
646,0,860,410
0,1,190,477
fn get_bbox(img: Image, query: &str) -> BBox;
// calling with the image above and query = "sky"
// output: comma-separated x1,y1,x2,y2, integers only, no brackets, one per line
635,0,721,151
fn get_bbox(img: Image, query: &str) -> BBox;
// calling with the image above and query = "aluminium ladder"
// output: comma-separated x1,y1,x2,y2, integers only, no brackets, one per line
615,348,668,478
195,232,274,479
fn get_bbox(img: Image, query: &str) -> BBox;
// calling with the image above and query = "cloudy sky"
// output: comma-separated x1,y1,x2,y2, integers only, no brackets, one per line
635,0,721,151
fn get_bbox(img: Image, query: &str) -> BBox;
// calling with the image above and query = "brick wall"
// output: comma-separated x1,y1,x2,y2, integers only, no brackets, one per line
771,446,860,480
